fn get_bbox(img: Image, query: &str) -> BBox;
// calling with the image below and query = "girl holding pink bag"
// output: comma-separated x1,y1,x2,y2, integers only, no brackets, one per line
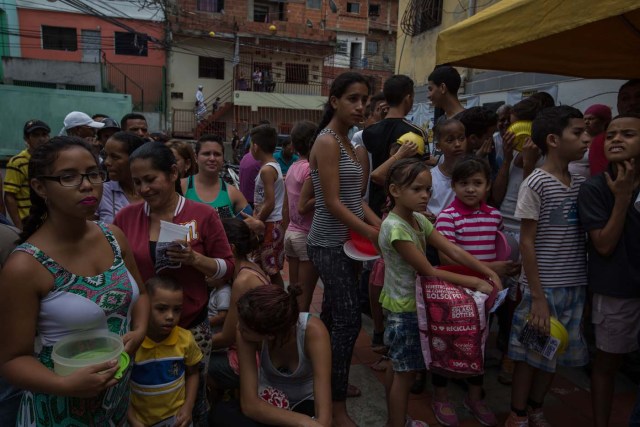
377,158,501,427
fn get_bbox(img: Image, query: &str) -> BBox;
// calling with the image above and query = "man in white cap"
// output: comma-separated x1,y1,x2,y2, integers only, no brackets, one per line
64,111,104,147
195,85,207,122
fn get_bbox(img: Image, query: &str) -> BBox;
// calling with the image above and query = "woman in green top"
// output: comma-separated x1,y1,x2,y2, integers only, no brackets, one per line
181,134,250,219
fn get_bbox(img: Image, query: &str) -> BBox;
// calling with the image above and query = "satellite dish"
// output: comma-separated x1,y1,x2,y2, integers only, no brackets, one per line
306,19,313,28
329,0,338,13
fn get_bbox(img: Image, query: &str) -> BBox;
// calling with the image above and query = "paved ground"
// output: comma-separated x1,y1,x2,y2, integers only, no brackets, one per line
299,270,639,427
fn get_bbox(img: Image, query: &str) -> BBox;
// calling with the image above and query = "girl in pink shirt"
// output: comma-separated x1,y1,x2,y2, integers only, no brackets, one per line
283,121,318,311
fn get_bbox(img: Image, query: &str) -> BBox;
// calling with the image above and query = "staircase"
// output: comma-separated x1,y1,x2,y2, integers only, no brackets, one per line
195,81,234,138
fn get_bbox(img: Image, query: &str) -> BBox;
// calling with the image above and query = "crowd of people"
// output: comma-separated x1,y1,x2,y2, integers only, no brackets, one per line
0,69,638,427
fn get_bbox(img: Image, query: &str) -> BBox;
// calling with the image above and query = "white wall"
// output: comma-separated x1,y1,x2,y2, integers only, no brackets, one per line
325,33,367,68
15,0,164,21
475,79,624,115
168,38,235,111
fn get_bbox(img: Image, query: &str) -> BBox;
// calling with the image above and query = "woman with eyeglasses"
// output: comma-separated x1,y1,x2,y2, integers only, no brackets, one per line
113,142,235,426
0,136,148,426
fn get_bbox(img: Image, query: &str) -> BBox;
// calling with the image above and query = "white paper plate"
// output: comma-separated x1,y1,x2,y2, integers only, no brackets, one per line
343,240,380,262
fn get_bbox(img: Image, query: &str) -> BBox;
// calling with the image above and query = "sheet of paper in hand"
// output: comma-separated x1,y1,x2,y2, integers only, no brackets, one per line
489,288,509,314
518,321,561,360
156,220,190,273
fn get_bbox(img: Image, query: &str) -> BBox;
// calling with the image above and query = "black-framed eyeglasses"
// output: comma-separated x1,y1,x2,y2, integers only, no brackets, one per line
38,170,107,187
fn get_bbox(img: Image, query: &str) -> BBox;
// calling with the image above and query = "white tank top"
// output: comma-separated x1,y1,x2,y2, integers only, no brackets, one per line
254,161,284,222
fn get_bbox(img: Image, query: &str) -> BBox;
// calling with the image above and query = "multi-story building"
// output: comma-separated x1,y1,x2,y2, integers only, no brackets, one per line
396,0,624,127
167,0,398,140
0,0,166,153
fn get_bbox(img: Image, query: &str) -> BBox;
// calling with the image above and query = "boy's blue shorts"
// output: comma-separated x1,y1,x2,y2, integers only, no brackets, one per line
508,286,588,373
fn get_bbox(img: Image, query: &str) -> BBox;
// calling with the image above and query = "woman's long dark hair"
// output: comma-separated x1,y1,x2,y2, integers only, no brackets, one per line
19,136,97,243
315,72,371,139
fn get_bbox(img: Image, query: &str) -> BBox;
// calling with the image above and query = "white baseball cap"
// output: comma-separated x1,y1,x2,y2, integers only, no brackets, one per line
63,111,105,130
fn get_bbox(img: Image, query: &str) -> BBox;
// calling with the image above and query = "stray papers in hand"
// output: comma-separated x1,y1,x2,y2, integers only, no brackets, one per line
155,220,189,273
518,321,561,360
489,289,509,314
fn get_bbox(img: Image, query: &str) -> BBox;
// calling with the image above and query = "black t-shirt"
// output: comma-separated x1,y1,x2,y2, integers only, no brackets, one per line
578,172,640,298
362,118,427,216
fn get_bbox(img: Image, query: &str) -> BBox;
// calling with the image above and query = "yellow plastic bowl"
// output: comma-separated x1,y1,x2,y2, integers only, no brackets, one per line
507,120,533,152
396,131,425,156
550,317,569,355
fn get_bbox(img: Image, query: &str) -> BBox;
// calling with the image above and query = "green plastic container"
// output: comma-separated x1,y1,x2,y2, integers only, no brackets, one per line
52,330,124,376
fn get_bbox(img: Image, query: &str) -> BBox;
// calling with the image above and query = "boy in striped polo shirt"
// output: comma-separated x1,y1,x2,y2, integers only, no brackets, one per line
505,106,589,427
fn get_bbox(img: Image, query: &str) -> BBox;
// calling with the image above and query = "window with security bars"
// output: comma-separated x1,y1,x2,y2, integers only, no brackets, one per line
367,41,378,55
42,26,77,51
197,0,224,13
285,63,308,84
114,32,148,56
199,57,225,79
401,0,443,36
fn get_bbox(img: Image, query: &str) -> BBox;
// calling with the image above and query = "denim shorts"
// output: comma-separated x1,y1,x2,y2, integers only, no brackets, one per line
508,286,588,373
384,311,425,372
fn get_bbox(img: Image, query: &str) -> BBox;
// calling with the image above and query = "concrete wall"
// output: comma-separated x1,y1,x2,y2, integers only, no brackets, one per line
168,37,235,111
0,85,131,157
17,8,165,66
0,0,21,57
2,57,102,89
233,91,325,111
15,0,163,21
395,0,499,83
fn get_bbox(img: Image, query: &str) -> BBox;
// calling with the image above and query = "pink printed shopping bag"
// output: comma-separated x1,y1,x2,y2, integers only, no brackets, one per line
416,265,497,377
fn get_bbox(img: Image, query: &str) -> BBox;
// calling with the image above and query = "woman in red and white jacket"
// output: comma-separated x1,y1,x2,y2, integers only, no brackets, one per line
114,142,234,426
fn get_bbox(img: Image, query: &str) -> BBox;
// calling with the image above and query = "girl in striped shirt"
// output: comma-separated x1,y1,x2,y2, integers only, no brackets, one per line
434,156,519,427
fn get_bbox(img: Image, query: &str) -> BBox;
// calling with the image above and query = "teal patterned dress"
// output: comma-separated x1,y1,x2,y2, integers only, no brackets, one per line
13,222,139,427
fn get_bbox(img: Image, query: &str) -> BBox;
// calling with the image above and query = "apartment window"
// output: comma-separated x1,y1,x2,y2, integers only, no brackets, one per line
42,26,77,51
307,0,321,9
369,4,380,16
197,0,224,13
347,2,360,13
285,63,308,84
114,32,148,56
199,56,225,79
336,40,348,55
366,40,378,55
254,3,269,22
